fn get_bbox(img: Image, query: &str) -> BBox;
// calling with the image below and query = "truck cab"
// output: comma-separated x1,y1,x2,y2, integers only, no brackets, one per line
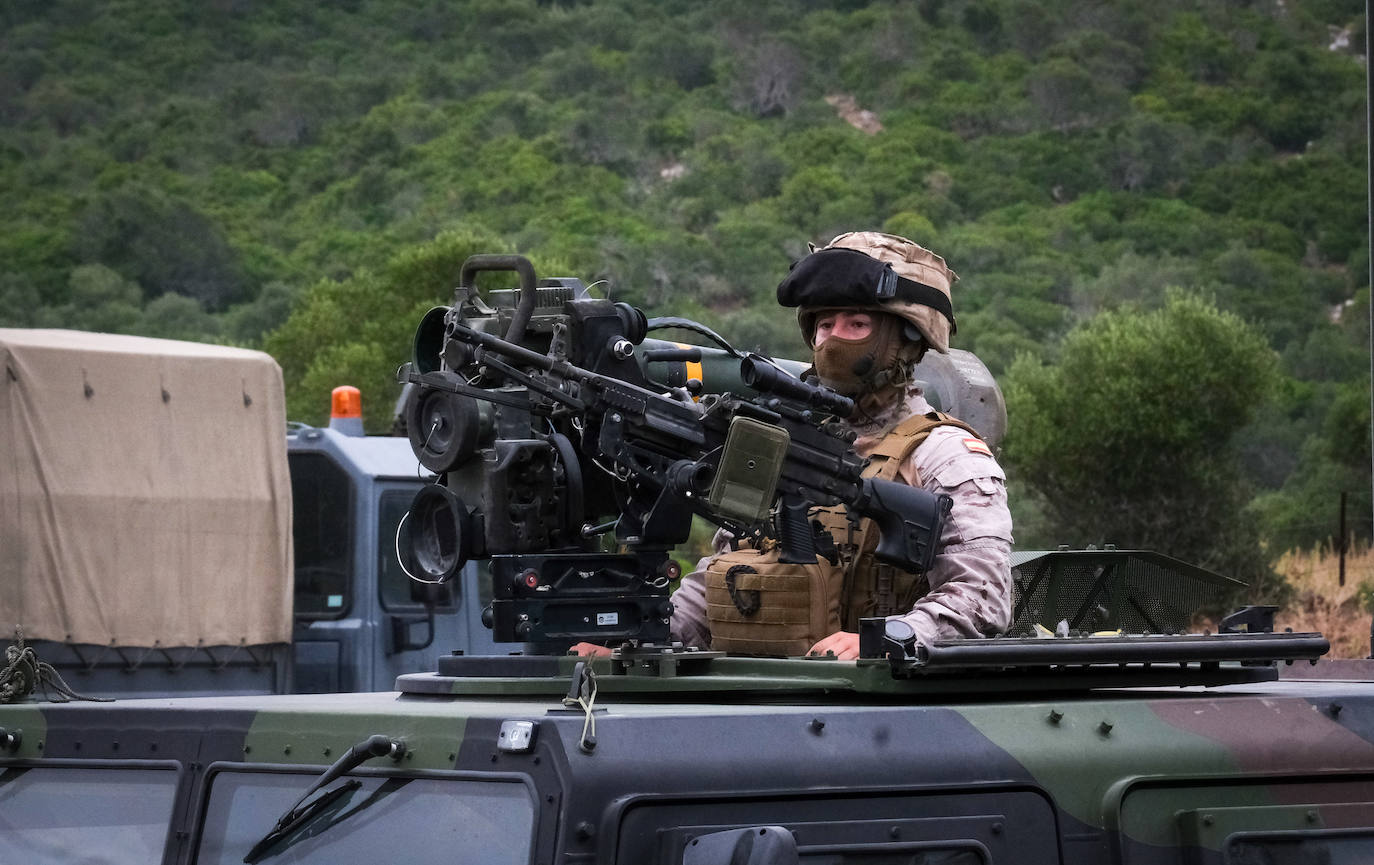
286,387,500,693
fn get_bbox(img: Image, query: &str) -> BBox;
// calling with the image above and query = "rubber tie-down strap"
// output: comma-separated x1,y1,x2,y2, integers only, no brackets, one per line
563,661,599,754
725,565,762,616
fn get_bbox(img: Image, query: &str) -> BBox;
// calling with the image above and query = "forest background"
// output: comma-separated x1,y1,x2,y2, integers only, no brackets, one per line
2,0,1370,617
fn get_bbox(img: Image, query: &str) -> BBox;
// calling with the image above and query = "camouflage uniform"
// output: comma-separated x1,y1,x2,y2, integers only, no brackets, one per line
671,381,1013,650
673,229,1011,651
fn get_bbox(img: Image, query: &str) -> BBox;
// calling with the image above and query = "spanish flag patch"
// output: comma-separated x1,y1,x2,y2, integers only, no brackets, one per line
962,437,992,457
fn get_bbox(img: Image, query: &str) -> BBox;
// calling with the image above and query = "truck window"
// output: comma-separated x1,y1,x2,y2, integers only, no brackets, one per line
379,489,456,612
0,766,178,864
197,769,534,865
290,453,354,619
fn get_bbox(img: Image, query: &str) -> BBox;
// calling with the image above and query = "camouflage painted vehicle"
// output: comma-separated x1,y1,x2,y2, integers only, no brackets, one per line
1,621,1371,865
5,257,1368,864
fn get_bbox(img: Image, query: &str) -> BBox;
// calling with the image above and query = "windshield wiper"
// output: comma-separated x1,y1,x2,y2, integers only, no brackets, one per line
244,734,406,864
244,779,360,863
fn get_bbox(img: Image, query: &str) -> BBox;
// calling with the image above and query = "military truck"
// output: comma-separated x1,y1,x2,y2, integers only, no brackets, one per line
0,329,497,699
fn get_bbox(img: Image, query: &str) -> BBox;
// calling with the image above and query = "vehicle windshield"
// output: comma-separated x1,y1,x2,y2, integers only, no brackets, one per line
197,771,534,865
0,766,178,864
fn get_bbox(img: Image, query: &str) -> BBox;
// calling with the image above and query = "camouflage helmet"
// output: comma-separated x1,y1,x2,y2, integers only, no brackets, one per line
778,231,958,354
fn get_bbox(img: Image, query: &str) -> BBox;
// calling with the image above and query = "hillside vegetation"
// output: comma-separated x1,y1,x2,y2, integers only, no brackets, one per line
1,0,1369,593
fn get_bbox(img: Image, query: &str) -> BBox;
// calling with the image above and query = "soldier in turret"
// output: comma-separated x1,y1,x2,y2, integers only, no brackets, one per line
571,231,1012,660
670,231,1013,658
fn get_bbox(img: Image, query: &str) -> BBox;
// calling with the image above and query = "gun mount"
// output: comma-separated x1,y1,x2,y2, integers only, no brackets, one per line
396,254,952,645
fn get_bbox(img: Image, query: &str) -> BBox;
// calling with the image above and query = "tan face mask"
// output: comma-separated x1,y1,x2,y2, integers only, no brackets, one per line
812,313,903,396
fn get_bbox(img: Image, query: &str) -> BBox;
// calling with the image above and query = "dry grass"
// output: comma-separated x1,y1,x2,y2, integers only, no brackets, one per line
1272,544,1374,659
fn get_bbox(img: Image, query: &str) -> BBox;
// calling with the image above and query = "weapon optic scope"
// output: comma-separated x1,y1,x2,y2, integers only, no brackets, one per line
739,354,854,418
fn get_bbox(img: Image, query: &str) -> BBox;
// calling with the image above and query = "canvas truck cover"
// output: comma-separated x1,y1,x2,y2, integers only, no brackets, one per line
0,329,292,648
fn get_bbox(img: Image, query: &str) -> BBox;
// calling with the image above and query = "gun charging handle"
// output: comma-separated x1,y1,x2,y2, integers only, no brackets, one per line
458,254,539,344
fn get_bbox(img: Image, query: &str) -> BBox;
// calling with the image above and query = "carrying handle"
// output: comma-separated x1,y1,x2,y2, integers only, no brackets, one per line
458,254,539,344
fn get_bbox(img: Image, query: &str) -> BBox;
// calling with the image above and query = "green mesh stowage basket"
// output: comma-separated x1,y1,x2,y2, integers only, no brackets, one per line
1008,549,1246,637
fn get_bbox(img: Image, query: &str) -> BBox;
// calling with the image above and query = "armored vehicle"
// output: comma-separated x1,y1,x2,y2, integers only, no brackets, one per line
4,258,1369,863
1,626,1371,865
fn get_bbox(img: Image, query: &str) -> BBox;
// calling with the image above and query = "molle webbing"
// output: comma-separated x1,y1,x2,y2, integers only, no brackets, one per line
817,412,979,630
703,546,842,658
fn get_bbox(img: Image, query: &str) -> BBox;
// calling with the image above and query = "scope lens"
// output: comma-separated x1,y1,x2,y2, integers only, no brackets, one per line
739,355,784,392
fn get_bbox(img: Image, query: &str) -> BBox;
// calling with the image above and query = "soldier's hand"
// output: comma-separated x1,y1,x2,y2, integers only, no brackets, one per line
808,631,860,660
569,642,613,657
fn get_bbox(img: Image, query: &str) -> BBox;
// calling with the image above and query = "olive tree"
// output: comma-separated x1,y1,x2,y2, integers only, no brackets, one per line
1002,293,1282,596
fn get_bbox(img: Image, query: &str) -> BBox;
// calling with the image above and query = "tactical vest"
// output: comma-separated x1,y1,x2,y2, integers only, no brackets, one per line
704,412,980,657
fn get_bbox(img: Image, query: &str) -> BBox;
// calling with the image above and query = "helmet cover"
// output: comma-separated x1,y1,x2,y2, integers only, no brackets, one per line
778,231,957,353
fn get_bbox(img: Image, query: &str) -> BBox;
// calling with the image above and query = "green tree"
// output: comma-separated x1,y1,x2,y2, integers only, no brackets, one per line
1003,294,1283,596
1252,376,1373,554
222,282,301,346
59,264,145,333
72,184,247,309
139,293,221,342
263,226,524,430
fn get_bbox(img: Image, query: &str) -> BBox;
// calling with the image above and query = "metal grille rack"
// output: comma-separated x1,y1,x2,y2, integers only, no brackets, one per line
1009,548,1245,636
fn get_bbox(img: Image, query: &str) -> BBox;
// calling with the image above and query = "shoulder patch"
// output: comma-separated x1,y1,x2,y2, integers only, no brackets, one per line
962,437,992,457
